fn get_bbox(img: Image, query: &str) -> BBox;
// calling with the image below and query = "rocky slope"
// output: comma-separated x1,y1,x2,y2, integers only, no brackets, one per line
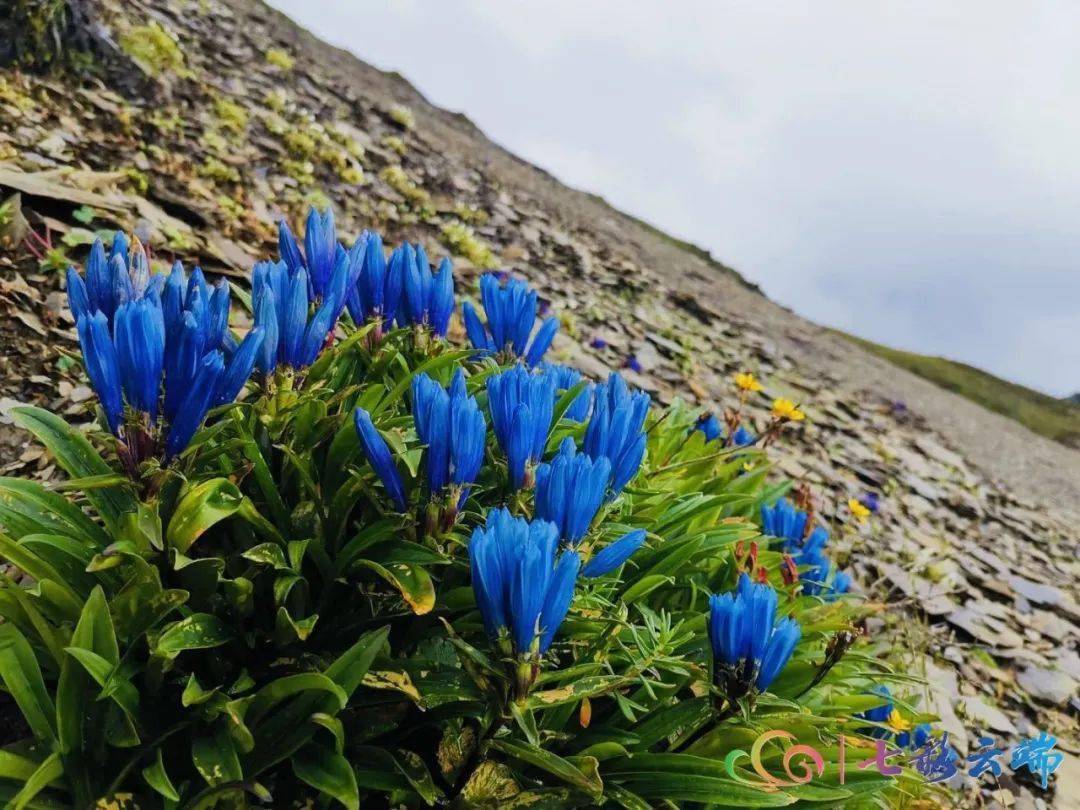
0,0,1077,805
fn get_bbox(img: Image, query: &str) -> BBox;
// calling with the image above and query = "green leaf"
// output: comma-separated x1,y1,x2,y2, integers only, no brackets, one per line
0,750,50,783
246,673,347,727
142,749,180,801
10,407,137,532
192,727,242,786
8,752,63,810
0,477,109,547
602,754,796,806
0,532,83,616
63,646,139,722
490,739,603,797
391,749,438,806
292,743,359,810
0,623,57,745
155,614,231,658
355,559,435,615
166,478,245,553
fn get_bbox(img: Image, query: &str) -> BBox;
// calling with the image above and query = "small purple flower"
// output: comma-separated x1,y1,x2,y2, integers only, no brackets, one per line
589,337,608,350
859,492,881,513
624,355,643,374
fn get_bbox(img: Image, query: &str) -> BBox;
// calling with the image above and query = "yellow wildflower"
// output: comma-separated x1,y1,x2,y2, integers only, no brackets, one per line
848,498,871,524
734,371,763,392
771,398,805,422
887,708,912,734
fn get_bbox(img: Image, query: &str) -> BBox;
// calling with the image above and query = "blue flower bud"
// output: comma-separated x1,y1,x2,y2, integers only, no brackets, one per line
761,499,808,545
466,273,557,365
582,529,647,578
162,261,187,346
163,311,205,422
75,312,123,434
114,298,165,421
85,239,111,319
543,364,593,421
254,286,279,374
282,268,309,367
584,373,649,494
304,207,337,298
165,351,225,459
278,218,305,274
757,617,801,690
535,438,610,543
430,257,454,337
694,413,723,443
215,327,263,406
487,366,556,489
208,279,230,350
354,408,407,511
732,426,756,447
66,267,91,322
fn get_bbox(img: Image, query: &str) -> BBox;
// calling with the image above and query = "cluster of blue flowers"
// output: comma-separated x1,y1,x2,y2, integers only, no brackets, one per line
692,413,755,448
708,573,802,692
67,235,262,460
411,370,486,501
584,373,650,494
468,508,580,657
543,363,593,422
463,273,558,366
761,499,851,598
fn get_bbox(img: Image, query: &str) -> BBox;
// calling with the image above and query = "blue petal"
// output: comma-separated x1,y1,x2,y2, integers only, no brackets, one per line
75,312,123,434
215,327,263,405
538,550,581,653
165,351,225,459
582,529,647,578
354,408,407,511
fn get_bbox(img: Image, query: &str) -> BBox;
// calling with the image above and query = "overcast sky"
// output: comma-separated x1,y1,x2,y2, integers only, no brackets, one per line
270,1,1080,396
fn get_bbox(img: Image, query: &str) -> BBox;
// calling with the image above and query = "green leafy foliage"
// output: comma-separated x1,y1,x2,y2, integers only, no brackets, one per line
0,311,936,807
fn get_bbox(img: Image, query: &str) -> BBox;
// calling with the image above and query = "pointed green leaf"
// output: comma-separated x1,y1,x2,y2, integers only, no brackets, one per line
292,743,359,810
166,478,245,553
0,623,56,745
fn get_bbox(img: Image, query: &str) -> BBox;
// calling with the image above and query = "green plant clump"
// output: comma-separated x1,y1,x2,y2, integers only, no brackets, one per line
0,205,937,808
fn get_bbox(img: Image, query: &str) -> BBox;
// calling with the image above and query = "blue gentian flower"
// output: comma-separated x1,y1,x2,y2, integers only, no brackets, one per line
114,298,165,421
624,355,643,373
402,244,455,336
534,438,611,544
347,232,405,329
75,311,123,433
253,251,357,371
411,370,486,497
582,529,647,578
68,235,164,327
694,413,723,443
896,723,932,750
707,573,801,691
462,273,558,366
277,208,345,302
542,363,593,421
860,492,881,513
354,408,407,511
731,426,755,447
487,365,556,489
468,508,580,657
589,337,608,350
165,351,225,459
583,372,649,494
214,327,264,406
761,499,808,545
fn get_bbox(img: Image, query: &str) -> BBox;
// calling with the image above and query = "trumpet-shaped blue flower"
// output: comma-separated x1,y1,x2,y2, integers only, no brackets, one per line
253,250,358,371
535,438,611,544
462,273,558,365
277,208,348,302
582,529,647,578
347,232,404,328
487,366,556,489
214,327,264,406
583,372,649,494
896,724,932,750
402,244,455,336
761,499,808,545
164,351,225,460
412,370,486,496
67,235,163,326
708,573,801,691
114,298,165,421
75,312,123,433
468,508,580,657
694,413,723,443
543,364,593,421
731,426,756,448
354,408,407,511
